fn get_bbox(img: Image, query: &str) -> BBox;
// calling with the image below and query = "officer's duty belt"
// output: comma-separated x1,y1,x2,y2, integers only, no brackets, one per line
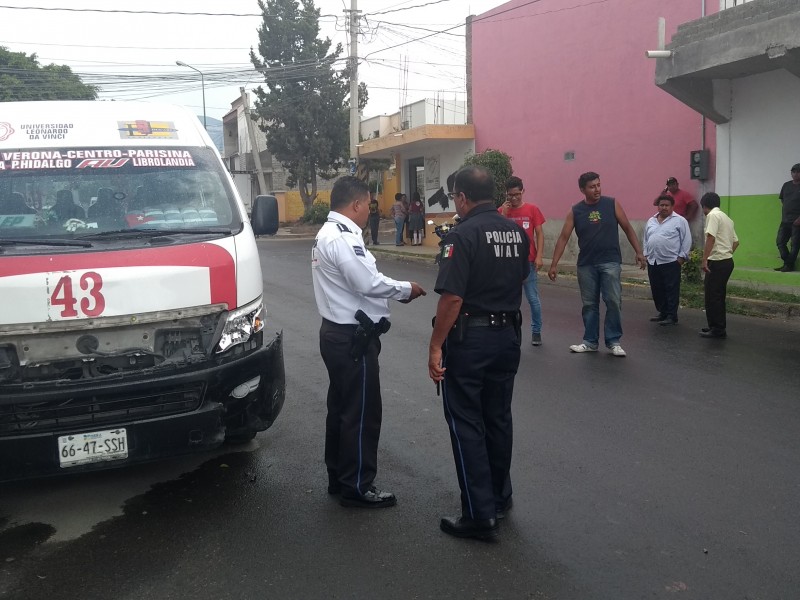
462,312,516,328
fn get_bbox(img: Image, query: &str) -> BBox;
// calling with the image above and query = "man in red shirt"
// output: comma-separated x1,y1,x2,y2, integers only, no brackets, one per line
656,177,698,221
500,176,546,345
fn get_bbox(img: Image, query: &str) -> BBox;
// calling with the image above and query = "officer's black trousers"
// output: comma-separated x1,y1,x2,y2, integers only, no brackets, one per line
442,326,520,521
319,319,382,497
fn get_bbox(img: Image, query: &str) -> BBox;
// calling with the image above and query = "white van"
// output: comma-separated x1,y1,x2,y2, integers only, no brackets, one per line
0,101,284,480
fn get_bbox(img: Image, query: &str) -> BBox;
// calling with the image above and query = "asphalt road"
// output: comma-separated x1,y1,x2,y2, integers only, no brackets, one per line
2,238,799,600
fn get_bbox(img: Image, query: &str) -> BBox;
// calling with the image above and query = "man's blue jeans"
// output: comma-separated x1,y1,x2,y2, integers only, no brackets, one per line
394,217,405,245
576,262,622,348
523,266,542,334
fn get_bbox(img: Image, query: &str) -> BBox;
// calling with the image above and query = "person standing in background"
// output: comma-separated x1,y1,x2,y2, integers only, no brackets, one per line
548,172,646,357
774,163,800,272
656,177,698,222
500,176,546,346
699,192,739,339
408,190,425,245
390,193,407,246
643,195,692,326
367,193,380,245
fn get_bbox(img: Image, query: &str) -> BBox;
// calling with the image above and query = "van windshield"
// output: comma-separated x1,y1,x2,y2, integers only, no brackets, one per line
0,146,242,240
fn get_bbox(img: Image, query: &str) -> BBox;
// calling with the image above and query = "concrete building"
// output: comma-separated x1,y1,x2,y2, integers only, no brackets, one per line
221,94,287,216
358,97,475,245
656,0,800,285
470,0,717,261
222,93,341,222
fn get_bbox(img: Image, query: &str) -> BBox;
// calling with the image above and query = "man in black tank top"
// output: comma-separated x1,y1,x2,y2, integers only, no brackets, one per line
547,172,645,356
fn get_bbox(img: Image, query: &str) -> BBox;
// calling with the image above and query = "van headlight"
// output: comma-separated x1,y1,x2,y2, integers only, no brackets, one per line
216,298,266,353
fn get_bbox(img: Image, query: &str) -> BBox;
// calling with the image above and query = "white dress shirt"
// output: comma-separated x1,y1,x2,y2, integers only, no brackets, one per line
643,212,692,265
312,211,411,324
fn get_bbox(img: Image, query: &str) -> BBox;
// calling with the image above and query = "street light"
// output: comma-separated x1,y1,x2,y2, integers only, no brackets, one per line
176,60,206,129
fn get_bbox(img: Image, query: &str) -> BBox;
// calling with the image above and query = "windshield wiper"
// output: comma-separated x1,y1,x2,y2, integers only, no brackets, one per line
0,238,93,248
77,227,232,240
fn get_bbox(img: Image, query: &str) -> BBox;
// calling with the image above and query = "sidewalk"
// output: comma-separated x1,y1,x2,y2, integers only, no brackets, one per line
270,220,799,321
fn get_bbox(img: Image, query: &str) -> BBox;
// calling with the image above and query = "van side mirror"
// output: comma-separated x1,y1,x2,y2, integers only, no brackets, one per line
251,195,279,235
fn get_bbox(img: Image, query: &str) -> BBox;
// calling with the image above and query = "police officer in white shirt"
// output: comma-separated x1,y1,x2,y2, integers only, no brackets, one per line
312,176,426,508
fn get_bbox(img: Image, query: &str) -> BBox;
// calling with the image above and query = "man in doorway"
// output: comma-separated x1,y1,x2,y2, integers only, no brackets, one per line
500,176,546,345
547,172,646,357
643,194,692,326
775,163,800,272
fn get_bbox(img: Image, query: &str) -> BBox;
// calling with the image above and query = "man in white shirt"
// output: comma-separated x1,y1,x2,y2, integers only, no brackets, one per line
699,192,739,339
643,194,692,326
312,176,426,508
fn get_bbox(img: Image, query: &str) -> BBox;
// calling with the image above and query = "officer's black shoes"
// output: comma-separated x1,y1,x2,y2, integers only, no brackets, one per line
440,516,499,540
496,497,513,520
340,487,397,508
650,314,667,322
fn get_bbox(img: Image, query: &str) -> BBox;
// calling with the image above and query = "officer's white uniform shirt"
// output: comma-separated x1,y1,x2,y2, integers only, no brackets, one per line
312,211,411,324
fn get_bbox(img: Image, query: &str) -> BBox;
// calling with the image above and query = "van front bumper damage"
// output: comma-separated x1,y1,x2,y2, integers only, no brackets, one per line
0,332,285,481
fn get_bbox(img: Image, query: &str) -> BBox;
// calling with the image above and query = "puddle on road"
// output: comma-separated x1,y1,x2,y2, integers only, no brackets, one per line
0,449,264,599
0,442,257,544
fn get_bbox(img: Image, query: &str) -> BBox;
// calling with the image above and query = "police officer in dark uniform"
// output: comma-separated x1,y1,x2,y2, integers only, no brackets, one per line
312,176,426,508
428,165,530,539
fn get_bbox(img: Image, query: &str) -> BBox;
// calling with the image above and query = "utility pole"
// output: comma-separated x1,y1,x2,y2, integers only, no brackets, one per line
347,0,361,171
240,87,268,198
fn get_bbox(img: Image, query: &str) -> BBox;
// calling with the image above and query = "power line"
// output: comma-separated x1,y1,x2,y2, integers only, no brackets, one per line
370,0,455,16
364,0,610,59
0,39,257,51
0,4,337,19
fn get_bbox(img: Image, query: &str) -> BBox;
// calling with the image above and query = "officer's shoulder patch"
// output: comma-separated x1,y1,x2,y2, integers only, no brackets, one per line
353,245,365,257
441,244,454,259
336,223,351,233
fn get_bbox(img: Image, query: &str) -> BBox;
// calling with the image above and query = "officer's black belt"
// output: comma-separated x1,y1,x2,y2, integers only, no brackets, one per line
461,312,516,328
322,318,358,330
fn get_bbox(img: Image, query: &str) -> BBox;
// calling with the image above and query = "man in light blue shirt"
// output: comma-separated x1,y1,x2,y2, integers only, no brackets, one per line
643,194,692,326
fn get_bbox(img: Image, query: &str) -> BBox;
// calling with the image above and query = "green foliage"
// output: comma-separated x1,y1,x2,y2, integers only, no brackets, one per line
250,0,362,213
0,47,97,101
462,149,513,206
301,200,330,224
681,248,703,283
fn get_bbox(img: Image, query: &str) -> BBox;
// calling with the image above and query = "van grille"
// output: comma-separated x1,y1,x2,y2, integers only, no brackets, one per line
0,384,205,436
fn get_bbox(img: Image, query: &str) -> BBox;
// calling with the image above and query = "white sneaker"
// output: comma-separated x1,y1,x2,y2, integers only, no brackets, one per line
609,344,627,357
569,343,597,353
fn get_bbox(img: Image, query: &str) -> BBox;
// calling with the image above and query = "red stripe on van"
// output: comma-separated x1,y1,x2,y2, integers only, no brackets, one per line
0,242,237,309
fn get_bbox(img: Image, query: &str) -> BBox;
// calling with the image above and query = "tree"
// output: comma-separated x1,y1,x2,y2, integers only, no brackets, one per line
250,0,359,213
463,149,514,207
0,47,97,102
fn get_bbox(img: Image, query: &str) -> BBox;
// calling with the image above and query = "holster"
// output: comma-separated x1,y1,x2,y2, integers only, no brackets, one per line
350,310,391,360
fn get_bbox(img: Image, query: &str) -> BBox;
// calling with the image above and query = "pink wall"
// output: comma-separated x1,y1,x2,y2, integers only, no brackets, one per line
471,0,717,221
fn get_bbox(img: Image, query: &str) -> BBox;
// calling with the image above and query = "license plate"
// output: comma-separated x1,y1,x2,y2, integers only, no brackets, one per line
58,428,128,468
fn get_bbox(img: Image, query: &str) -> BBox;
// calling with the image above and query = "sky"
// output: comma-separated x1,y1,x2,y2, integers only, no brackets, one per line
0,0,504,122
